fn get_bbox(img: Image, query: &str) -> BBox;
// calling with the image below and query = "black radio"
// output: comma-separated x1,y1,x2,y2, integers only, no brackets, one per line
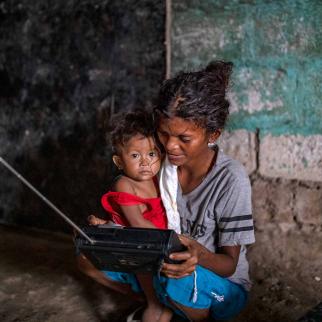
75,225,185,273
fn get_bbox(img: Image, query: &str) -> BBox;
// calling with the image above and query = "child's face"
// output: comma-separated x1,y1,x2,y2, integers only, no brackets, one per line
113,134,161,181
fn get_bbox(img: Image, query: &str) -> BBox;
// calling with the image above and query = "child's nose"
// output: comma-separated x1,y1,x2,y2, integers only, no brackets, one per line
140,157,150,166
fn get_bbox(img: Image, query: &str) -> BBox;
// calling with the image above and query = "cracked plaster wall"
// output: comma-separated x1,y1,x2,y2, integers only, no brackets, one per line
0,0,165,231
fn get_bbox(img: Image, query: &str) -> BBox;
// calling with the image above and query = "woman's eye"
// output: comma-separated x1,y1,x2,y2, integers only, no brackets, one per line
179,136,191,143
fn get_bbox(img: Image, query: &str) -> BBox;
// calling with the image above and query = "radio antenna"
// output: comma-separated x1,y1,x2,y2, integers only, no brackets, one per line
0,156,95,244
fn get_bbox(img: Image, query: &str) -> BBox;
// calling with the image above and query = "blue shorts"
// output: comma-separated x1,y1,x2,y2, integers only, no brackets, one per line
103,265,248,320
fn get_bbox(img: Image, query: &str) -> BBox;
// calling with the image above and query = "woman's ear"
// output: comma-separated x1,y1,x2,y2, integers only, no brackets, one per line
208,129,222,144
112,155,123,170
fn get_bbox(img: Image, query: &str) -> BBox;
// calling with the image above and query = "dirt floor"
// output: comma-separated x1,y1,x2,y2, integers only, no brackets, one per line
1,224,322,322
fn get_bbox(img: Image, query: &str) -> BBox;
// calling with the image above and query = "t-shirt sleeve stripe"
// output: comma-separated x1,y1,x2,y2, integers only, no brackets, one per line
220,214,253,222
219,226,254,233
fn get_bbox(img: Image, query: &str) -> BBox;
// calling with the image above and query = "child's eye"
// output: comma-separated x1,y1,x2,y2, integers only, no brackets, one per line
131,153,139,158
149,151,157,157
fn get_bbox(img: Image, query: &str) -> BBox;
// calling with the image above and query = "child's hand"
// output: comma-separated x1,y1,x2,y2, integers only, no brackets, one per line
87,215,107,226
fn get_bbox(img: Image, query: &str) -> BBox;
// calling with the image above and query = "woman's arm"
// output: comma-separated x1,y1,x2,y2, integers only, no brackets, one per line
162,235,240,278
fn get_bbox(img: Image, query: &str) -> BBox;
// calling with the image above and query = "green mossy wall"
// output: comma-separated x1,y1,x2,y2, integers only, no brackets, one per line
172,0,322,137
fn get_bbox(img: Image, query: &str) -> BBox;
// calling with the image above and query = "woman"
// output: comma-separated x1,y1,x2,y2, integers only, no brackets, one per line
78,61,255,321
152,61,255,321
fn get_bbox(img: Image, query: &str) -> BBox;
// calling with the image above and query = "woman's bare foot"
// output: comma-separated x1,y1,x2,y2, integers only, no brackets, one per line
141,304,173,322
158,307,173,322
141,303,163,322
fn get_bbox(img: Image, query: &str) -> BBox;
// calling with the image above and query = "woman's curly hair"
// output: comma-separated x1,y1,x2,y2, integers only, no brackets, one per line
154,61,233,132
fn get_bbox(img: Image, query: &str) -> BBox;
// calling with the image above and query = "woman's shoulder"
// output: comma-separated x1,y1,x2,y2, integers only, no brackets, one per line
215,150,249,182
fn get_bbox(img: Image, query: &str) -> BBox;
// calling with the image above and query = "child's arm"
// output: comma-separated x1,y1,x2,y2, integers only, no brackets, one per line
113,178,157,229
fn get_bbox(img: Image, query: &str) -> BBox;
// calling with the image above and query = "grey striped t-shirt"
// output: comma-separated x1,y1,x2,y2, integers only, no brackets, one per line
177,150,255,291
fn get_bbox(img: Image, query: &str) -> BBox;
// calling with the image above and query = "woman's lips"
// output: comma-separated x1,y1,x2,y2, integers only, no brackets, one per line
168,153,184,161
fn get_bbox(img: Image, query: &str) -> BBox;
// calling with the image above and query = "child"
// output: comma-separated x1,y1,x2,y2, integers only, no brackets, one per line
88,109,172,322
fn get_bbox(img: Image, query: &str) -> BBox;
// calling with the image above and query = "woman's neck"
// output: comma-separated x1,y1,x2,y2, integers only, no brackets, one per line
178,147,217,194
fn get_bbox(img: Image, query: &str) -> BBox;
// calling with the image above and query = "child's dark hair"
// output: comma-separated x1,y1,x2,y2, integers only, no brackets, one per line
154,61,233,133
107,108,155,154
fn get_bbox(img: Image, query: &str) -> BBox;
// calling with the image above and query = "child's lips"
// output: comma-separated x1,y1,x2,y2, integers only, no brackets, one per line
139,170,153,175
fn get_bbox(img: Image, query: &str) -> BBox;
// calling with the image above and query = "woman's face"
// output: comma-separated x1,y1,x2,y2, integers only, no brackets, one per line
157,116,210,166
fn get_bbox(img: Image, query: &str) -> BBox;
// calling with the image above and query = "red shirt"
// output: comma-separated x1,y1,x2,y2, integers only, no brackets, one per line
101,190,167,229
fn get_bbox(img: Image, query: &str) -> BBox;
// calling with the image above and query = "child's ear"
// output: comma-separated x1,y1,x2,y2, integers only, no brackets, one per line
112,155,123,170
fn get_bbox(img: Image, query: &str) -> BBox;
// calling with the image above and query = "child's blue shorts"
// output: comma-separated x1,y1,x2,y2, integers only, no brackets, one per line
103,265,248,320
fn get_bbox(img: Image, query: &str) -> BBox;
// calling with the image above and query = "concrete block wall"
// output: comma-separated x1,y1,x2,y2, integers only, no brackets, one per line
171,0,322,231
218,129,257,175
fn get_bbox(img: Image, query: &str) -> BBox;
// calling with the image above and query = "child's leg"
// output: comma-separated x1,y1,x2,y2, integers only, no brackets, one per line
137,274,172,322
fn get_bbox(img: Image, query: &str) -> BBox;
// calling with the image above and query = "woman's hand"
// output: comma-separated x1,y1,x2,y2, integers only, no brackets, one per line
161,235,203,278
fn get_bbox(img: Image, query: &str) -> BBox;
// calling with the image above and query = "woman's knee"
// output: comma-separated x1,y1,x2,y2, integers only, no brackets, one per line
76,255,141,297
77,254,96,276
76,254,109,282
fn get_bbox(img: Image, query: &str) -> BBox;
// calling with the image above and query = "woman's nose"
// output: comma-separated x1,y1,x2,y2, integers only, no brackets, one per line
165,136,178,151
